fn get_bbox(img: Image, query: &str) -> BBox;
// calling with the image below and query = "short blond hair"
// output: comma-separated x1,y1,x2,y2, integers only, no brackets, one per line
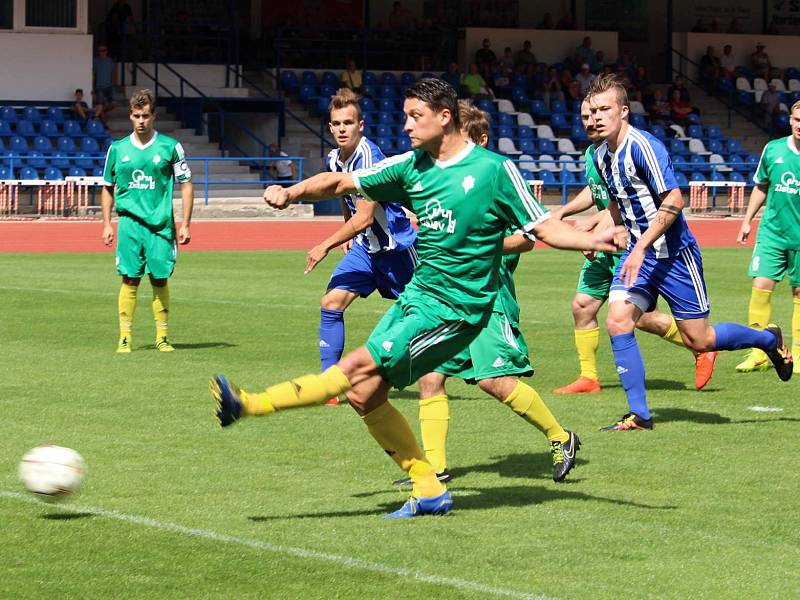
791,100,800,114
129,89,155,112
458,100,490,144
328,87,362,120
585,74,629,108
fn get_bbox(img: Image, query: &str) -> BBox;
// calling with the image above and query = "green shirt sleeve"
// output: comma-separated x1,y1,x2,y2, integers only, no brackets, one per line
496,159,550,232
101,144,116,186
753,144,770,185
351,152,413,206
171,141,192,183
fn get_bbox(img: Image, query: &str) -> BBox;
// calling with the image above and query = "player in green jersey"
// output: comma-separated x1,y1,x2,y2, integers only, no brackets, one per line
101,89,194,353
401,100,580,487
735,100,800,374
211,79,616,518
551,99,718,393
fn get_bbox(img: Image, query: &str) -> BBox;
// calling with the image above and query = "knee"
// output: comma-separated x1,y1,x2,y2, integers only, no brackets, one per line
418,372,447,398
149,277,168,288
122,276,141,286
606,312,635,336
320,292,350,311
477,376,514,401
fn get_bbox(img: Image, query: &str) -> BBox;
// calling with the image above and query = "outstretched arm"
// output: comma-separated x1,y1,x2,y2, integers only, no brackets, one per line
551,186,594,220
306,199,378,273
264,172,357,208
531,216,618,252
502,232,535,255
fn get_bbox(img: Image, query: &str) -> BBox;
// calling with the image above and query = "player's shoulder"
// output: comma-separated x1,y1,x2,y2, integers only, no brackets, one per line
628,126,666,153
763,136,789,155
155,132,181,149
356,136,386,166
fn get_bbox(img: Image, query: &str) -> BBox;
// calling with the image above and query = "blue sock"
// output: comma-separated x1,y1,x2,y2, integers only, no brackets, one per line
319,308,345,371
610,332,650,420
713,323,777,351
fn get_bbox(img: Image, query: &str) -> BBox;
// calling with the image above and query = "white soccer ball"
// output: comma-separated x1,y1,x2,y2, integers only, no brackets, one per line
18,445,87,502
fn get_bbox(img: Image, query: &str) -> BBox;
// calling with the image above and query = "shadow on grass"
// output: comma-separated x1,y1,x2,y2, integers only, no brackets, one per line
651,407,732,424
247,484,676,521
602,378,689,392
41,512,94,521
138,341,237,350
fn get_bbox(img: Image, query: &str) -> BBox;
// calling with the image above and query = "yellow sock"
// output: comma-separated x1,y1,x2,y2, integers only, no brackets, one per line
152,284,170,340
243,366,352,415
418,395,449,473
118,283,137,338
661,317,686,348
575,327,600,380
792,297,800,359
363,401,445,498
748,287,772,360
503,381,568,444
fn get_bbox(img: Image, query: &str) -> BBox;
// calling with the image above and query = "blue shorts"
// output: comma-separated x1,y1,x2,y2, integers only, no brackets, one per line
328,242,416,300
609,243,710,320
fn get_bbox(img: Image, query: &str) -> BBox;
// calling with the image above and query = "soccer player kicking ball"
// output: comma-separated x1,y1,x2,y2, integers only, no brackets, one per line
403,100,579,487
306,89,417,404
734,100,800,375
211,79,616,518
551,99,717,394
101,89,194,353
585,74,793,433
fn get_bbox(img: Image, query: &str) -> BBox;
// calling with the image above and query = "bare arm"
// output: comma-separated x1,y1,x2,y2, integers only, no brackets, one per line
551,186,595,220
101,185,115,246
502,233,536,255
305,199,377,273
178,181,194,245
531,217,617,252
264,172,357,208
737,183,768,244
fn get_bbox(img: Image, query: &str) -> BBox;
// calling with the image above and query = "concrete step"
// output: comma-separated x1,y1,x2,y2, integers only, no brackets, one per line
187,202,314,219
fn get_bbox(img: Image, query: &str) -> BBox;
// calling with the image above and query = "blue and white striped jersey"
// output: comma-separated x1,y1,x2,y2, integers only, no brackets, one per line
593,126,696,259
326,137,416,253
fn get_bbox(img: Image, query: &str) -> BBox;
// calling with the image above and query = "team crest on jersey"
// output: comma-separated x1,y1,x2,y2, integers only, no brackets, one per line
153,155,161,164
461,175,475,194
128,169,155,190
775,171,800,195
420,198,457,234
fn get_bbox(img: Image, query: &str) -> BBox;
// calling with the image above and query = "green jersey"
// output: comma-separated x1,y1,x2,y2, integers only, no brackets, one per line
494,226,531,326
753,136,800,249
353,142,549,325
102,131,191,236
584,145,609,210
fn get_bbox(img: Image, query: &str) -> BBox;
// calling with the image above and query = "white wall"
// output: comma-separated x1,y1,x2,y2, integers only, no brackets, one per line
122,63,242,96
461,28,618,69
0,32,93,101
671,0,762,34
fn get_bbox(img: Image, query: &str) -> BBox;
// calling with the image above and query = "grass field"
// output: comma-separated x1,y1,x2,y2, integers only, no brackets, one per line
1,247,797,599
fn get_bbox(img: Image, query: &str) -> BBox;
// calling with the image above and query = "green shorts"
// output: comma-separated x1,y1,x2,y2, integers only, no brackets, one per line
116,216,177,279
365,291,481,390
748,237,800,286
576,251,622,300
435,311,533,384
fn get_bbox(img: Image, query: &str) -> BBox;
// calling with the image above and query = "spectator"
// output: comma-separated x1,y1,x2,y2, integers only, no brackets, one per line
618,48,636,77
543,66,565,106
574,37,594,70
700,46,721,85
462,62,488,98
575,63,596,97
648,88,671,126
668,89,692,125
92,45,117,124
475,38,496,83
668,75,691,103
340,59,362,93
751,42,771,79
441,62,463,95
71,88,92,121
268,144,297,185
537,12,554,29
760,81,782,129
559,68,574,93
632,65,652,102
498,46,514,71
565,79,581,105
594,50,607,73
719,44,736,80
514,40,536,78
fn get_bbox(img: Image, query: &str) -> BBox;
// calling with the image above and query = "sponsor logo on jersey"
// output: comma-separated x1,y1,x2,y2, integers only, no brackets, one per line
461,175,475,194
420,198,457,234
128,169,155,190
775,171,800,195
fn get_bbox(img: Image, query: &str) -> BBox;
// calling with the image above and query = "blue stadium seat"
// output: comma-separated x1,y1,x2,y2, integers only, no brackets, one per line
728,171,745,182
362,71,377,85
774,113,790,132
689,171,705,182
26,151,47,168
321,71,338,86
550,113,569,132
75,153,95,169
538,169,556,187
9,136,28,152
319,84,336,99
670,139,688,155
361,111,375,125
718,78,734,94
687,113,702,124
376,124,393,137
400,72,416,86
709,170,726,182
726,138,743,154
687,125,703,139
378,111,394,125
0,106,17,122
358,97,375,112
629,113,647,129
511,88,528,105
16,120,36,136
736,90,754,106
279,70,299,92
86,119,105,138
0,137,5,151
707,139,724,154
68,166,87,177
377,98,396,112
689,154,708,172
570,98,582,113
378,85,398,99
649,124,667,140
45,106,65,122
381,72,398,86
517,125,535,139
80,137,100,153
496,112,515,126
0,120,12,136
33,136,53,152
57,137,77,153
63,120,83,137
476,98,496,113
0,165,13,179
674,172,689,188
518,138,536,154
44,166,63,180
51,153,70,169
20,166,39,180
40,120,59,137
299,84,315,102
396,137,411,152
101,137,112,151
559,169,577,184
497,125,514,139
538,139,556,154
519,168,534,181
301,71,318,85
530,99,549,118
551,99,567,114
92,167,104,177
706,125,722,139
375,136,393,153
315,97,329,115
571,124,588,142
23,107,41,122
786,67,800,80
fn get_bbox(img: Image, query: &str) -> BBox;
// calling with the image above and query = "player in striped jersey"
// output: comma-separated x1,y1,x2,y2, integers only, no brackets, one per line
306,89,416,404
585,74,793,432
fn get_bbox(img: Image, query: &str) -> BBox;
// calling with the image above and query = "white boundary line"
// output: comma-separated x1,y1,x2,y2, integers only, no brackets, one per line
1,491,553,600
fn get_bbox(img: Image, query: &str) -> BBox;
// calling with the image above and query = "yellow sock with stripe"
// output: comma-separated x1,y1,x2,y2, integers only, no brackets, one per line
792,297,800,361
118,283,137,339
503,381,569,444
242,366,352,415
661,317,686,348
151,284,170,340
575,327,600,380
418,395,449,473
363,401,445,498
748,287,773,361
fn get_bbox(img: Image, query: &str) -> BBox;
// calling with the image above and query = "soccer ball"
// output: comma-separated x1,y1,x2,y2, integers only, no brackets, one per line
18,445,87,502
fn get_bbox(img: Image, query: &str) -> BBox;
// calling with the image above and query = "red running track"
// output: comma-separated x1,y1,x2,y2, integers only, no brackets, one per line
0,218,755,253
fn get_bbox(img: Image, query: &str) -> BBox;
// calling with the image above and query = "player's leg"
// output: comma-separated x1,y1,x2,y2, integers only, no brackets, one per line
117,276,140,353
145,233,177,352
786,250,800,373
416,371,451,476
115,217,146,353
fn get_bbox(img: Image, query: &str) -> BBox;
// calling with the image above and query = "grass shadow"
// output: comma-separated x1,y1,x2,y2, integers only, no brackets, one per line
602,378,689,392
651,407,731,424
41,512,94,521
139,341,237,350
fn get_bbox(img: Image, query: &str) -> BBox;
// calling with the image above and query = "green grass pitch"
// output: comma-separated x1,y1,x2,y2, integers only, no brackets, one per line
0,248,797,599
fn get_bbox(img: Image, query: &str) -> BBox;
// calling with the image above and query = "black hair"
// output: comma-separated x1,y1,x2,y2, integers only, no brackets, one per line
404,78,460,128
